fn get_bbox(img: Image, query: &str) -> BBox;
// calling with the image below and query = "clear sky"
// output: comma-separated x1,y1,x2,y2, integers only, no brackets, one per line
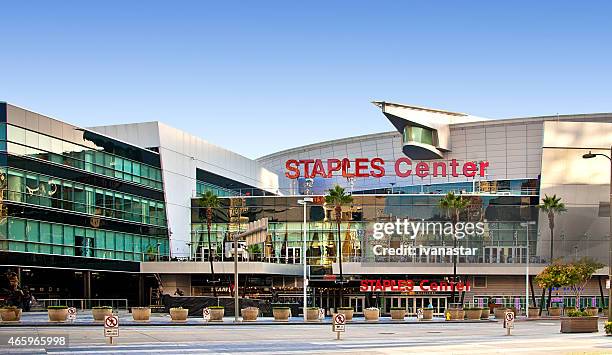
1,1,611,158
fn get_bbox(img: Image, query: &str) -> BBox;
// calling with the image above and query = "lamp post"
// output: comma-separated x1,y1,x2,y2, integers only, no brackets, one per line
582,147,612,321
156,242,161,262
298,197,313,321
521,221,536,318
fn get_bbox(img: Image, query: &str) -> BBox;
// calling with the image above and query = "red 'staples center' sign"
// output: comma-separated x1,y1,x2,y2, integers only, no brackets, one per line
284,158,489,179
360,279,471,293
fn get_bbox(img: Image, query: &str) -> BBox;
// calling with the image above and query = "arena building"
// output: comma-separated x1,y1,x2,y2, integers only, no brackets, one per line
1,101,611,316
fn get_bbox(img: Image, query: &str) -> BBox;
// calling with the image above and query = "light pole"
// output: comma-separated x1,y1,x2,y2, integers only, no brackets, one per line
583,148,612,321
298,197,313,322
521,221,536,318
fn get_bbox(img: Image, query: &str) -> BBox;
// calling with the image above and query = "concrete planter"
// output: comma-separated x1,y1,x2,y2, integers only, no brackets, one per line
585,307,599,316
480,308,490,319
273,308,291,321
494,308,509,319
48,308,68,322
465,309,482,320
560,316,599,333
548,307,562,317
241,307,259,321
390,309,406,320
0,308,22,322
364,308,380,321
421,309,434,320
131,307,151,321
92,307,113,321
306,308,321,321
448,308,465,320
209,307,224,321
337,308,354,321
170,308,188,322
528,308,539,318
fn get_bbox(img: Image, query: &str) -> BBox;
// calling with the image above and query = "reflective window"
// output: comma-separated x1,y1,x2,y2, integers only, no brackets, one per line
403,125,436,146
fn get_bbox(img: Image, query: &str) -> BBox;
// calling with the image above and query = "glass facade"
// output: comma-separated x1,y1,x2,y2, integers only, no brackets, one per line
0,104,169,266
196,180,239,197
403,125,436,145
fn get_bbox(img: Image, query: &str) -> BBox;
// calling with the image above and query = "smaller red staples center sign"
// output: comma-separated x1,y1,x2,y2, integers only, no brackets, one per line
284,158,489,179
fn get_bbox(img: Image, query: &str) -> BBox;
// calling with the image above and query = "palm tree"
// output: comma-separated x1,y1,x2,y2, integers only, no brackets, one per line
537,194,566,314
325,185,353,308
198,190,220,298
438,192,470,304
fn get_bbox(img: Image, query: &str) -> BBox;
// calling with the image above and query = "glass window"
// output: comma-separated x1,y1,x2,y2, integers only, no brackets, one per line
404,125,435,145
7,125,25,144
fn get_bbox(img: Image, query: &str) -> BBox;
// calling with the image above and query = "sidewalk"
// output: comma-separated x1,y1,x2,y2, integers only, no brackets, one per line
0,312,498,327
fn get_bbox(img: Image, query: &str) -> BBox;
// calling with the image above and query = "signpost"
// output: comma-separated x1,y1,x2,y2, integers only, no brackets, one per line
203,308,211,322
318,308,325,320
332,313,346,340
104,315,119,344
67,307,77,322
504,311,514,336
417,308,423,321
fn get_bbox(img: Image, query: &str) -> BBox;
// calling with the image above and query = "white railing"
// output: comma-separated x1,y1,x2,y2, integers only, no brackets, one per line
36,298,129,311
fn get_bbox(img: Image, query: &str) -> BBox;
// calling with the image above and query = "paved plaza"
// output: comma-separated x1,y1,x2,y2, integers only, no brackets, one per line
1,316,610,354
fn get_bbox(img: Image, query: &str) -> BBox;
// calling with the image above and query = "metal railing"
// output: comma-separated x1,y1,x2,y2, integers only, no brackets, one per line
36,298,129,311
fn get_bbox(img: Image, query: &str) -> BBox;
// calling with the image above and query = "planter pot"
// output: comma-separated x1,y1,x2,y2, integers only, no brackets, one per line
585,308,599,317
465,309,482,320
494,308,508,319
528,308,539,318
131,307,151,321
560,316,599,333
209,308,224,321
273,308,291,321
241,307,259,321
0,308,22,322
390,309,406,320
92,308,113,321
480,308,490,319
422,309,434,320
170,308,188,322
48,308,68,322
337,309,353,321
548,308,562,317
364,308,380,321
306,308,321,321
448,308,465,320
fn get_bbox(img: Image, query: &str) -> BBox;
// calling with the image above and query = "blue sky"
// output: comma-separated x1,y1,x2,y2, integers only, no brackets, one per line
1,1,611,158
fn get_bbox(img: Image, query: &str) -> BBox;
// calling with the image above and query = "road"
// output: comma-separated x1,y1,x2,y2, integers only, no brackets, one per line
0,320,610,354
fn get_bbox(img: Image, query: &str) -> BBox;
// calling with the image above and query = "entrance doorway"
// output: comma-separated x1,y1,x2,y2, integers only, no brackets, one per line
383,295,448,315
348,296,366,314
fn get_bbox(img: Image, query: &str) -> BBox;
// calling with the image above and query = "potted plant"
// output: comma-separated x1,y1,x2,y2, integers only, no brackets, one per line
241,307,259,321
336,307,354,321
272,307,291,321
448,306,465,320
548,306,562,317
208,306,224,321
131,306,151,321
420,308,434,320
145,245,157,261
585,307,599,316
0,306,22,322
602,308,609,317
47,305,69,322
480,308,490,319
170,307,189,322
464,307,482,320
92,306,113,321
528,307,539,318
494,307,509,319
364,307,379,321
390,307,406,320
561,309,599,333
605,321,612,336
306,307,321,321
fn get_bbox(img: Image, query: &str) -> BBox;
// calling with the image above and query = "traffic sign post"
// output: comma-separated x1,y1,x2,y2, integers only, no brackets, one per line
104,315,119,344
318,308,325,320
417,309,423,321
67,307,77,322
504,311,514,336
203,308,211,322
332,313,346,340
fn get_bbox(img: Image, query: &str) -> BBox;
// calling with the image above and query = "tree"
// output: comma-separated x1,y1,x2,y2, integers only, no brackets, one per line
198,191,220,298
325,185,353,308
438,192,470,304
537,194,567,313
535,258,604,309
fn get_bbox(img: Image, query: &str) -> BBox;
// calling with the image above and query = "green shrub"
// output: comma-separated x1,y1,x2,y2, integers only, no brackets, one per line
306,307,320,310
1,306,19,310
566,309,589,317
209,306,224,309
548,306,560,309
92,306,112,309
604,321,612,335
273,307,290,310
337,307,354,310
47,306,68,309
390,307,405,310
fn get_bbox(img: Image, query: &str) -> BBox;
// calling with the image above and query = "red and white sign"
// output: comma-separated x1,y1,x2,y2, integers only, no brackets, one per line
284,158,489,179
360,279,471,293
104,315,119,337
333,313,346,332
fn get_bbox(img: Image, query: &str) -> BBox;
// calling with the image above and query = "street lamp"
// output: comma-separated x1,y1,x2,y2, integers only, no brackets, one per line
156,242,161,262
297,197,313,322
582,148,612,321
521,221,536,318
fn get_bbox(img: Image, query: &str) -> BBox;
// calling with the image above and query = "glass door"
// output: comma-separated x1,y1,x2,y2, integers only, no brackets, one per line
349,296,366,314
